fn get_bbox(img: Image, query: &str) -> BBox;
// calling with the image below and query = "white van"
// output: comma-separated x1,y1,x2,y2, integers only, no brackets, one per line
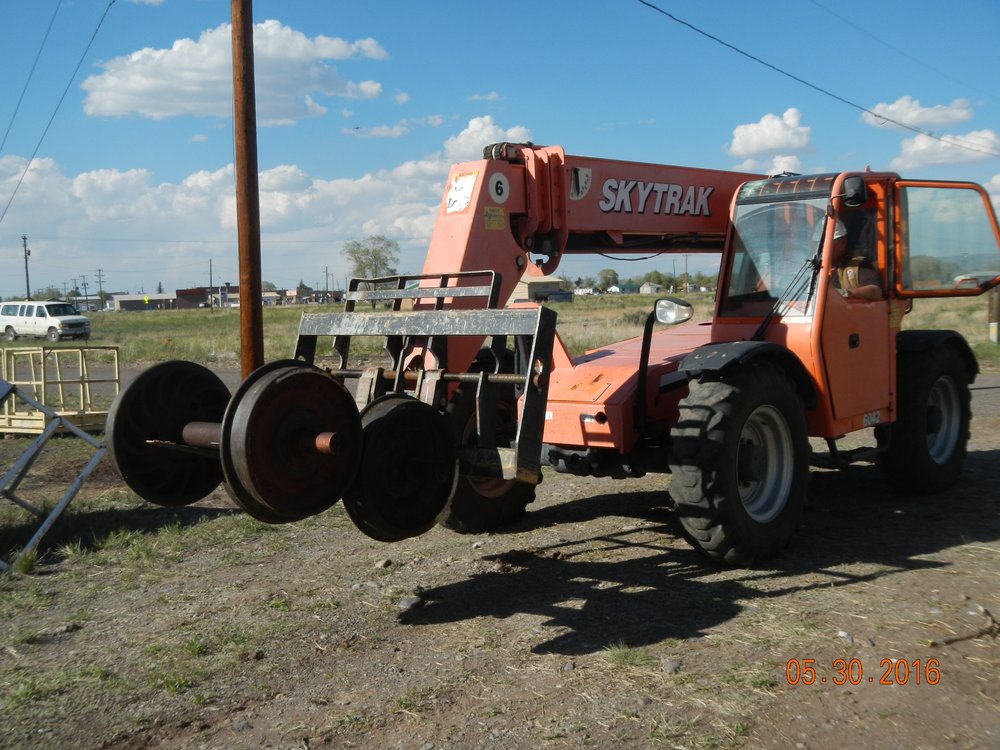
1,300,91,342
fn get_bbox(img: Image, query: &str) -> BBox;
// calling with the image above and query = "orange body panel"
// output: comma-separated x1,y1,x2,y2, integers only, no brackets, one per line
543,321,713,452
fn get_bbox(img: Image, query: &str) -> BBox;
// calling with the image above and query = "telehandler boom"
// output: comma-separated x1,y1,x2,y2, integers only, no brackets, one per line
107,143,1000,564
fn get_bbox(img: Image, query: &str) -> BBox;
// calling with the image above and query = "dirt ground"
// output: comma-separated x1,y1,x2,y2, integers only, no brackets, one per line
1,374,998,749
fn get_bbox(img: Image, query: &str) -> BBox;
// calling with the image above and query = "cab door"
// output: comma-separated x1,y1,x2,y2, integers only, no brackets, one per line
894,181,1000,296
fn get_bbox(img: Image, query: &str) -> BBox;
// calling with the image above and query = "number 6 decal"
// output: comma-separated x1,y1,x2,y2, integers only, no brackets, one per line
490,173,510,204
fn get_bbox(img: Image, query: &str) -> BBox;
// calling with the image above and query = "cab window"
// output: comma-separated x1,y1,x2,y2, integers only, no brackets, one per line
898,183,1000,294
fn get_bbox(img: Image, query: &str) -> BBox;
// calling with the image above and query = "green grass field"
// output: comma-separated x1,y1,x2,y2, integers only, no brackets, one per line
3,292,998,369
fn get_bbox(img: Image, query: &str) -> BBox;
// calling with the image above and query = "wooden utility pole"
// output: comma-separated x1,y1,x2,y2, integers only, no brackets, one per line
230,0,264,377
22,235,31,300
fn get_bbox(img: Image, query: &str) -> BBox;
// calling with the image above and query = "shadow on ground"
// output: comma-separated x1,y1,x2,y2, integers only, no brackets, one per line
401,448,1000,655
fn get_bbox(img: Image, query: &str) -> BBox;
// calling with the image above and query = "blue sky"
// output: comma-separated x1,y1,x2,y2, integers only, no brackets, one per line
1,0,998,299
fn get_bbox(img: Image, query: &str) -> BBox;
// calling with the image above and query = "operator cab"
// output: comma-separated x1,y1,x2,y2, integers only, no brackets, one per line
718,171,1000,319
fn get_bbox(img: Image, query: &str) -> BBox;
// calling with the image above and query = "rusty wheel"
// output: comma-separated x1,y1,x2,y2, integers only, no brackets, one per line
222,360,362,523
106,360,230,506
342,395,457,542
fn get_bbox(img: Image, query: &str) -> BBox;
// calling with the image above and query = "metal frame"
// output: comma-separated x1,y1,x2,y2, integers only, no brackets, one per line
0,378,106,570
291,270,557,485
1,346,119,435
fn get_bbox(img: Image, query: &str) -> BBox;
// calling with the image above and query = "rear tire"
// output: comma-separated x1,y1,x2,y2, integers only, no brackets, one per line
4,327,16,342
876,346,971,493
668,361,809,565
438,380,535,533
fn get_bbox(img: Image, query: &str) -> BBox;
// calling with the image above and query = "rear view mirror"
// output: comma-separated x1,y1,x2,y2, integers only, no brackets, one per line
843,176,868,207
654,297,694,326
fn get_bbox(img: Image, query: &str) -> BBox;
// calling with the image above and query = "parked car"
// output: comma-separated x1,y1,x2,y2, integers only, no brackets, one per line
1,300,91,342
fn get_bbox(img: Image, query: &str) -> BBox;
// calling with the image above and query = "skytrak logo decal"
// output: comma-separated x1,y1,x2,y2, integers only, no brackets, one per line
598,179,714,216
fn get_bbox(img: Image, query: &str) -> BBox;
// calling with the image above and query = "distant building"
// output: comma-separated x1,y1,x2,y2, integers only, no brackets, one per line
511,275,573,304
108,293,177,312
640,282,663,295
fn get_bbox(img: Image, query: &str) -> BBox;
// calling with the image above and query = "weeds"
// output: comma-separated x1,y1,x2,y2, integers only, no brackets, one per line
602,641,654,669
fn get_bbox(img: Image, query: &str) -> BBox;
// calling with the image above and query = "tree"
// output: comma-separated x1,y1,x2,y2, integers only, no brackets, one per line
38,286,62,300
342,235,400,281
296,280,313,301
262,280,277,292
342,235,400,308
597,268,619,290
157,281,164,294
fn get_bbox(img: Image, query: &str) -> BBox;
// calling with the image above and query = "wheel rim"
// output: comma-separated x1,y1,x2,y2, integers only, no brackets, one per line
736,404,794,523
459,407,517,499
926,375,961,464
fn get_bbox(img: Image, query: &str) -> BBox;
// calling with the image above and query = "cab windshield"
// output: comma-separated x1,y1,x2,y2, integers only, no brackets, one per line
721,197,828,317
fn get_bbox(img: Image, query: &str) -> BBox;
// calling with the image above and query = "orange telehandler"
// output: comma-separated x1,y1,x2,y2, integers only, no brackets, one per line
107,143,1000,564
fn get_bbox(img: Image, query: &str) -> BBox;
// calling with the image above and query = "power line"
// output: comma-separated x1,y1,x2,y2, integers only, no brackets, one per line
807,0,997,101
0,0,63,157
0,0,117,228
635,0,1000,160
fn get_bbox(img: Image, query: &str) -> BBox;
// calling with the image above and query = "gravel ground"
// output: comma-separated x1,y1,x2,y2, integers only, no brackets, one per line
0,370,997,749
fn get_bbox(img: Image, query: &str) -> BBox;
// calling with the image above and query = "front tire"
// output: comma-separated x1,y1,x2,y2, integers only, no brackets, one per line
46,328,60,342
438,381,535,533
669,361,809,565
876,346,971,493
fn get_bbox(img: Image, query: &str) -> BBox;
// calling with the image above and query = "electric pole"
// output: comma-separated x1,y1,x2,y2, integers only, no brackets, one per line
231,0,264,376
22,235,31,300
96,269,105,311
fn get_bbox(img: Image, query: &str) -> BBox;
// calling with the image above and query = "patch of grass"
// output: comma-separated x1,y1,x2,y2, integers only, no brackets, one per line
749,672,778,690
266,593,292,611
7,680,47,706
335,713,374,731
0,581,54,618
12,549,38,575
152,672,195,694
181,636,211,657
57,539,89,561
602,641,654,669
394,686,437,714
729,721,751,738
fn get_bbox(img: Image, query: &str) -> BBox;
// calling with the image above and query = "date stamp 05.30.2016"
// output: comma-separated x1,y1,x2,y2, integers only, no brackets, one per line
785,658,941,686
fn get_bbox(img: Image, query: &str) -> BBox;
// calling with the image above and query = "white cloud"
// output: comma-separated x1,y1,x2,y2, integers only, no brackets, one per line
394,92,411,105
343,123,409,139
728,108,810,157
1,117,533,296
343,115,450,139
468,92,500,102
82,20,386,126
733,155,802,174
443,116,530,162
890,129,1000,169
985,174,1000,213
188,134,208,143
862,96,973,129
